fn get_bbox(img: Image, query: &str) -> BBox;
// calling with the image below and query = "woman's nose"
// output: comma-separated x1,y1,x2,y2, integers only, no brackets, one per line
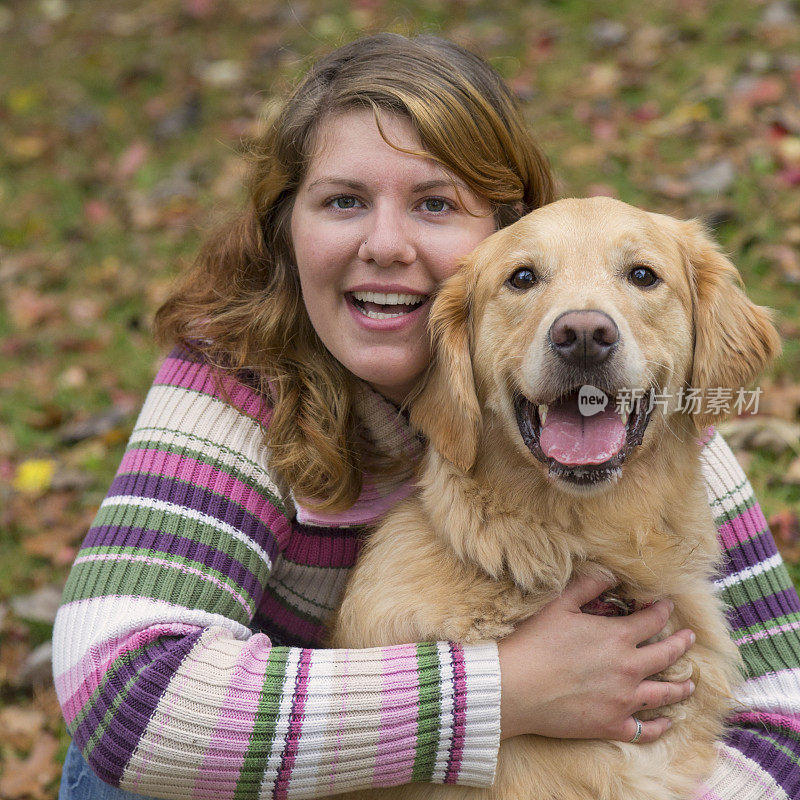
358,204,416,266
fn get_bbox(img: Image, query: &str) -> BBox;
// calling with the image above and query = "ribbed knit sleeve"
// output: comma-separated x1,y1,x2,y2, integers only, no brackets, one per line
52,347,501,799
697,430,800,800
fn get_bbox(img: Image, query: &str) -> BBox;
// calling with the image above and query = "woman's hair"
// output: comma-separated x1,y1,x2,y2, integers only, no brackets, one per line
154,32,555,510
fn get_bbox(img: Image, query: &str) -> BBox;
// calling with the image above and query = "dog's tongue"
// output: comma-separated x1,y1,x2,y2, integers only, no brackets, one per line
540,396,626,466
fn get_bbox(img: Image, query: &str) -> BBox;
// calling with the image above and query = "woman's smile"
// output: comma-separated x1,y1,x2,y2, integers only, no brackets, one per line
290,109,496,404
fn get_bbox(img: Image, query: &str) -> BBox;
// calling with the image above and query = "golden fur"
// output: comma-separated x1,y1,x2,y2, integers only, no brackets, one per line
329,197,782,800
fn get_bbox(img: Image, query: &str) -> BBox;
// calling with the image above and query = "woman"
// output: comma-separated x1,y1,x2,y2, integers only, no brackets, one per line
55,33,800,800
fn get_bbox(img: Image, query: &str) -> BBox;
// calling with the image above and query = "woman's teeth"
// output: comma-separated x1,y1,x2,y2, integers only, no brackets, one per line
351,290,426,320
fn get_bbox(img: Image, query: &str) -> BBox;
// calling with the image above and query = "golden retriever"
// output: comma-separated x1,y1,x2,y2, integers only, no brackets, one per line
329,197,782,800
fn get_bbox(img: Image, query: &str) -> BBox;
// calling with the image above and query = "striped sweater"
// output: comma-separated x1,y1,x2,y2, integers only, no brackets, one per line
53,346,800,799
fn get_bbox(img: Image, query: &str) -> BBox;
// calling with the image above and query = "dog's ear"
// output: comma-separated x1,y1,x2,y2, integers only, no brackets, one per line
681,219,782,432
410,264,481,472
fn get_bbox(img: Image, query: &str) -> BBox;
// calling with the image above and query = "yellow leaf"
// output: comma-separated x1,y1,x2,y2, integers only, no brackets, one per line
13,459,56,493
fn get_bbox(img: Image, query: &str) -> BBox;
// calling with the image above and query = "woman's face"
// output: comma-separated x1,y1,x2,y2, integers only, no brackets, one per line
290,109,496,404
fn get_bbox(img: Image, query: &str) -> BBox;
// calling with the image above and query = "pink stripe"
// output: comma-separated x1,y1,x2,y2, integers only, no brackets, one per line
75,553,252,615
192,633,274,800
156,356,272,424
118,448,290,544
728,711,800,735
445,644,467,783
296,481,416,528
274,649,313,799
373,645,420,787
58,624,197,726
734,620,800,646
717,505,769,550
695,426,716,447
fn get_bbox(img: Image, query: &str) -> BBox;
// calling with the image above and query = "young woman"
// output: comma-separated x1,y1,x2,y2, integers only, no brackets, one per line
55,33,800,800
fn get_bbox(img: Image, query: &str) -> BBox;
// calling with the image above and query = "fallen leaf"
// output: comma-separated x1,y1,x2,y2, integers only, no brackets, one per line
784,456,800,485
12,460,56,494
718,417,800,455
10,585,64,624
0,706,46,750
0,731,60,799
761,243,800,283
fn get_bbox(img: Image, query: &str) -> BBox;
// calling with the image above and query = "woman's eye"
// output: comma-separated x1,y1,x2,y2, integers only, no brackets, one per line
330,196,359,210
628,266,660,288
506,267,538,290
421,197,450,213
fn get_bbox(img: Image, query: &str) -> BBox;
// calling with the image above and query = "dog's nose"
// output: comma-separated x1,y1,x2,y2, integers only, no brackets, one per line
549,310,619,366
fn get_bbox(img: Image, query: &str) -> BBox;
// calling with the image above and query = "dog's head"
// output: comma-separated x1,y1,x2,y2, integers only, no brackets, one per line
411,197,782,494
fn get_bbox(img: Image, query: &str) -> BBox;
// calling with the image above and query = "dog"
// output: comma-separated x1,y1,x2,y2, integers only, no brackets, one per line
329,197,782,800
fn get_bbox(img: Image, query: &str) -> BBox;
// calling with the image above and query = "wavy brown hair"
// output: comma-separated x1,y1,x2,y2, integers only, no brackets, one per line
154,32,555,511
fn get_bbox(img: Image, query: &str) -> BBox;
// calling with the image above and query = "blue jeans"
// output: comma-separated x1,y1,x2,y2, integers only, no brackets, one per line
59,740,159,800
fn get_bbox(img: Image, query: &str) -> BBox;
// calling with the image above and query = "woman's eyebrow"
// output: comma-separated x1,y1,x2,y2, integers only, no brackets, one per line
306,177,470,193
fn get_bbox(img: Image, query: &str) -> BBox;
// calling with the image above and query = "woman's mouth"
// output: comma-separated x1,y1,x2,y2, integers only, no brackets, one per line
348,290,428,320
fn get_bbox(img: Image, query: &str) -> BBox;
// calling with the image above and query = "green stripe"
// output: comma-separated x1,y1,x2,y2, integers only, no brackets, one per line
125,431,288,517
717,565,790,608
730,611,800,639
234,646,291,800
91,502,274,575
738,635,800,678
64,556,254,625
411,642,441,783
71,638,163,745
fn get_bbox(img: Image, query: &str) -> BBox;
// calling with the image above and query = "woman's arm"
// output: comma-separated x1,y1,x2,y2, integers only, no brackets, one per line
53,346,500,799
698,429,800,800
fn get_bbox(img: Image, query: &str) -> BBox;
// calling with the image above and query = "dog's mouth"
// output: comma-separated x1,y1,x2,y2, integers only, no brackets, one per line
514,387,654,486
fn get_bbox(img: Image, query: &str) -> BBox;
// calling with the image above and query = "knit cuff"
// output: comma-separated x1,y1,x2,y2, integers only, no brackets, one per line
446,641,501,787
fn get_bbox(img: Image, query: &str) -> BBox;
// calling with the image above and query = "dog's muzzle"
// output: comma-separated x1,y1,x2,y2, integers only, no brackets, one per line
514,387,654,486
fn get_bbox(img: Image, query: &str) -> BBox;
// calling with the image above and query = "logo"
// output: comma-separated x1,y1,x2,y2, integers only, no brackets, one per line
578,385,608,416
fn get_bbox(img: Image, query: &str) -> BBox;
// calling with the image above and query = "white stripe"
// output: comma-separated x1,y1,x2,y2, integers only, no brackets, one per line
457,642,502,786
700,433,755,517
431,641,456,783
300,648,383,795
52,594,251,679
734,669,800,715
132,383,293,514
714,552,783,590
705,743,789,800
100,495,273,572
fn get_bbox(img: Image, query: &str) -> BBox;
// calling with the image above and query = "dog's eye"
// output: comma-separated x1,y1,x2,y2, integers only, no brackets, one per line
628,266,660,288
507,268,538,290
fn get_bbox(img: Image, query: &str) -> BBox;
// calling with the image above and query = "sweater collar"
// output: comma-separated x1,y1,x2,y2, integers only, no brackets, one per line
292,382,424,528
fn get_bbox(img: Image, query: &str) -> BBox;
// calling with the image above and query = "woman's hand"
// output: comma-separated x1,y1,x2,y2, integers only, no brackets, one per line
497,573,696,743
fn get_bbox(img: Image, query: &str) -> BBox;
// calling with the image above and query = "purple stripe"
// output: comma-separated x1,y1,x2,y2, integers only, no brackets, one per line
718,530,779,577
729,588,800,629
82,524,265,604
107,472,287,554
75,631,202,786
281,521,363,568
251,602,326,649
723,727,800,795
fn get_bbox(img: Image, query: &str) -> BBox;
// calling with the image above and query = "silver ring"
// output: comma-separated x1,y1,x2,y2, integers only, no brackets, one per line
629,716,643,744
